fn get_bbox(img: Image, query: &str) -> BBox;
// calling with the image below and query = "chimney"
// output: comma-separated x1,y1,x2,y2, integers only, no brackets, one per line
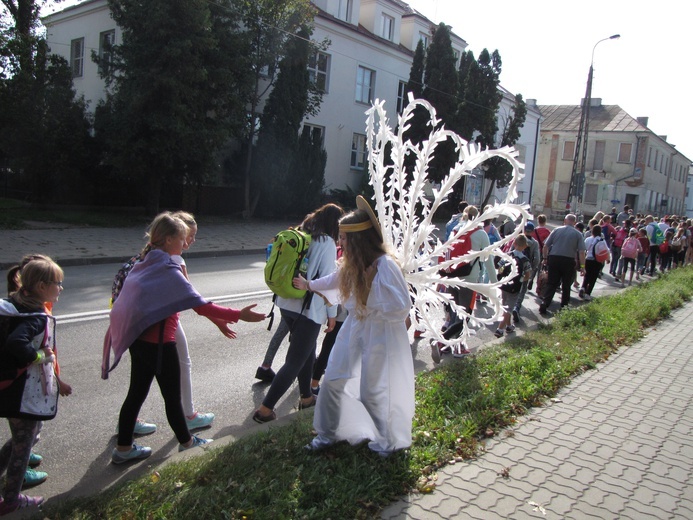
526,99,538,107
637,117,649,127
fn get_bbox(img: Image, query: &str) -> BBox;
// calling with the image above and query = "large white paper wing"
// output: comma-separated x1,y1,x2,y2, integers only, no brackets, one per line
365,95,532,349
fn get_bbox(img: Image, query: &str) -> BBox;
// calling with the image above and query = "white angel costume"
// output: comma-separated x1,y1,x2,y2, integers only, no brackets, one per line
308,254,415,454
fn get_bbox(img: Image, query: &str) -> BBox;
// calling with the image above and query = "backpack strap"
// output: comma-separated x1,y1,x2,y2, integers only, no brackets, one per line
266,294,277,331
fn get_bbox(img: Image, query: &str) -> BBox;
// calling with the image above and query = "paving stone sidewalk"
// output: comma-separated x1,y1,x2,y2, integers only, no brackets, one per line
382,303,693,519
0,220,295,268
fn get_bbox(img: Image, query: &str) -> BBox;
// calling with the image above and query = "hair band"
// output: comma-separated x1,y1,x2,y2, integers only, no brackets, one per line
339,220,373,233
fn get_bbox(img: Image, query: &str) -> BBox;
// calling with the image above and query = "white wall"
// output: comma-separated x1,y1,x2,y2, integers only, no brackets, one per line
43,0,116,111
308,14,413,192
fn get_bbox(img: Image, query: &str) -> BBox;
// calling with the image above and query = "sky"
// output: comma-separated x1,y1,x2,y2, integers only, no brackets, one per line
42,0,693,162
406,0,693,162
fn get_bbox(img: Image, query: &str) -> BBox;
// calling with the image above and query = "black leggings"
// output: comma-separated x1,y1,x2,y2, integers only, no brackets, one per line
117,339,191,446
263,309,321,409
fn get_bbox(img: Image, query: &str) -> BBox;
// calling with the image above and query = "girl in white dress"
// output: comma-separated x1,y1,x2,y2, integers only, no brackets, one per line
295,196,414,455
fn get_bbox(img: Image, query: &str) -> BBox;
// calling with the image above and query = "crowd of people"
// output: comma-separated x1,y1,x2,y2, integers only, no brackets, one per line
2,199,690,515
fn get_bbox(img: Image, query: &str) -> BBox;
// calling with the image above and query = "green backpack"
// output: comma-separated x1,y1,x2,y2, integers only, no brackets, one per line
651,225,665,245
264,228,312,299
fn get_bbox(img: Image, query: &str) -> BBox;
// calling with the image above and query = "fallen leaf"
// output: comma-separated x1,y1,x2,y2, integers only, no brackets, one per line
550,398,562,403
498,467,510,478
528,500,547,515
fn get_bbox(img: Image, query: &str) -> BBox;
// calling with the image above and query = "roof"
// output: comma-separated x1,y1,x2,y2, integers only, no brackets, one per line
538,104,648,133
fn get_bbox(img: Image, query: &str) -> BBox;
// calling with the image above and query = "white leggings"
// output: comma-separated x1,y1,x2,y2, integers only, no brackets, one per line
175,323,194,417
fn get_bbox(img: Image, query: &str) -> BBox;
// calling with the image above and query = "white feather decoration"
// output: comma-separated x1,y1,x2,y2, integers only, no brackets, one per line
364,95,533,350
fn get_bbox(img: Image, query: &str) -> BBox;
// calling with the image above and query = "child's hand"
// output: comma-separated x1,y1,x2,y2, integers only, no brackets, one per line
239,304,266,323
292,275,308,291
34,348,55,365
325,317,336,333
58,377,73,396
210,317,237,339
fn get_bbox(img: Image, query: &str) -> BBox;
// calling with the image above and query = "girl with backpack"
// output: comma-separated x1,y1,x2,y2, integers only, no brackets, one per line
253,204,343,423
103,212,265,463
5,254,74,490
0,257,68,515
295,196,414,455
619,228,642,286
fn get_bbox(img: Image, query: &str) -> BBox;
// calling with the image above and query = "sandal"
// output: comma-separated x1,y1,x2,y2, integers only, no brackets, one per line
298,396,317,410
252,410,276,424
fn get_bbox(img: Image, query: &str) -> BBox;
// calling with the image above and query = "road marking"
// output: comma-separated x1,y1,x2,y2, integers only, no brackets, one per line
56,290,273,324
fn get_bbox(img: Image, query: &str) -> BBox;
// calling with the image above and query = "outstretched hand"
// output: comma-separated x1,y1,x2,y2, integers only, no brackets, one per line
210,317,237,339
239,304,266,323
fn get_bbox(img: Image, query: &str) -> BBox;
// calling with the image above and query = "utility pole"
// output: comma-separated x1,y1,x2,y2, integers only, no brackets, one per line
567,34,620,216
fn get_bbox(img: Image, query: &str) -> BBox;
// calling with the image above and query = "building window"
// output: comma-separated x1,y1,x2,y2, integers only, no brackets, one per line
515,144,527,163
557,182,570,202
617,143,632,163
396,81,407,114
351,133,367,169
99,30,116,75
338,0,353,22
584,184,598,204
592,140,605,171
70,38,84,78
647,147,652,167
562,141,575,161
419,32,429,48
308,51,330,93
355,66,375,104
381,14,395,41
301,123,324,146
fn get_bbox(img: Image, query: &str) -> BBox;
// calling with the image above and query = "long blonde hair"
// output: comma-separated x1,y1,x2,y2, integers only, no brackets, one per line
338,209,387,318
11,257,63,311
141,212,188,257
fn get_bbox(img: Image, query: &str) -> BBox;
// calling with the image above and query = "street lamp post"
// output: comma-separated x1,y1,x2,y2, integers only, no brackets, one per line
567,34,620,216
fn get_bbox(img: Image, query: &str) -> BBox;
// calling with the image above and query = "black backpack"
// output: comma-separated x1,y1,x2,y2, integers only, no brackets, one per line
498,255,528,294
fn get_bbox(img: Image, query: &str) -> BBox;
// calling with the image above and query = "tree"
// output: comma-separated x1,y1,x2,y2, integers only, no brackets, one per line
291,124,327,216
252,25,325,217
421,23,459,184
479,93,527,208
0,0,94,203
95,0,252,214
457,49,502,144
405,38,425,99
236,0,317,218
401,25,459,184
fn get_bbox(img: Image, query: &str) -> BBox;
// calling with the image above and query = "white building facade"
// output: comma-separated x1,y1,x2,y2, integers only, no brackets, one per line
42,0,538,205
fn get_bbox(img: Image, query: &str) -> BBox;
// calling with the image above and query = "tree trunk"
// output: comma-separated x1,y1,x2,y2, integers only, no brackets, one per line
480,177,497,209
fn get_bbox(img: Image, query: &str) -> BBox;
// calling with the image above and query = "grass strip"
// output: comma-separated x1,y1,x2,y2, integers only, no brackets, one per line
45,267,693,519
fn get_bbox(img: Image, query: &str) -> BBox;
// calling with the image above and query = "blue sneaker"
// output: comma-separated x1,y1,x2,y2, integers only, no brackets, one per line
23,468,48,488
28,452,43,468
186,412,214,430
111,444,152,464
179,435,213,452
115,419,157,436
